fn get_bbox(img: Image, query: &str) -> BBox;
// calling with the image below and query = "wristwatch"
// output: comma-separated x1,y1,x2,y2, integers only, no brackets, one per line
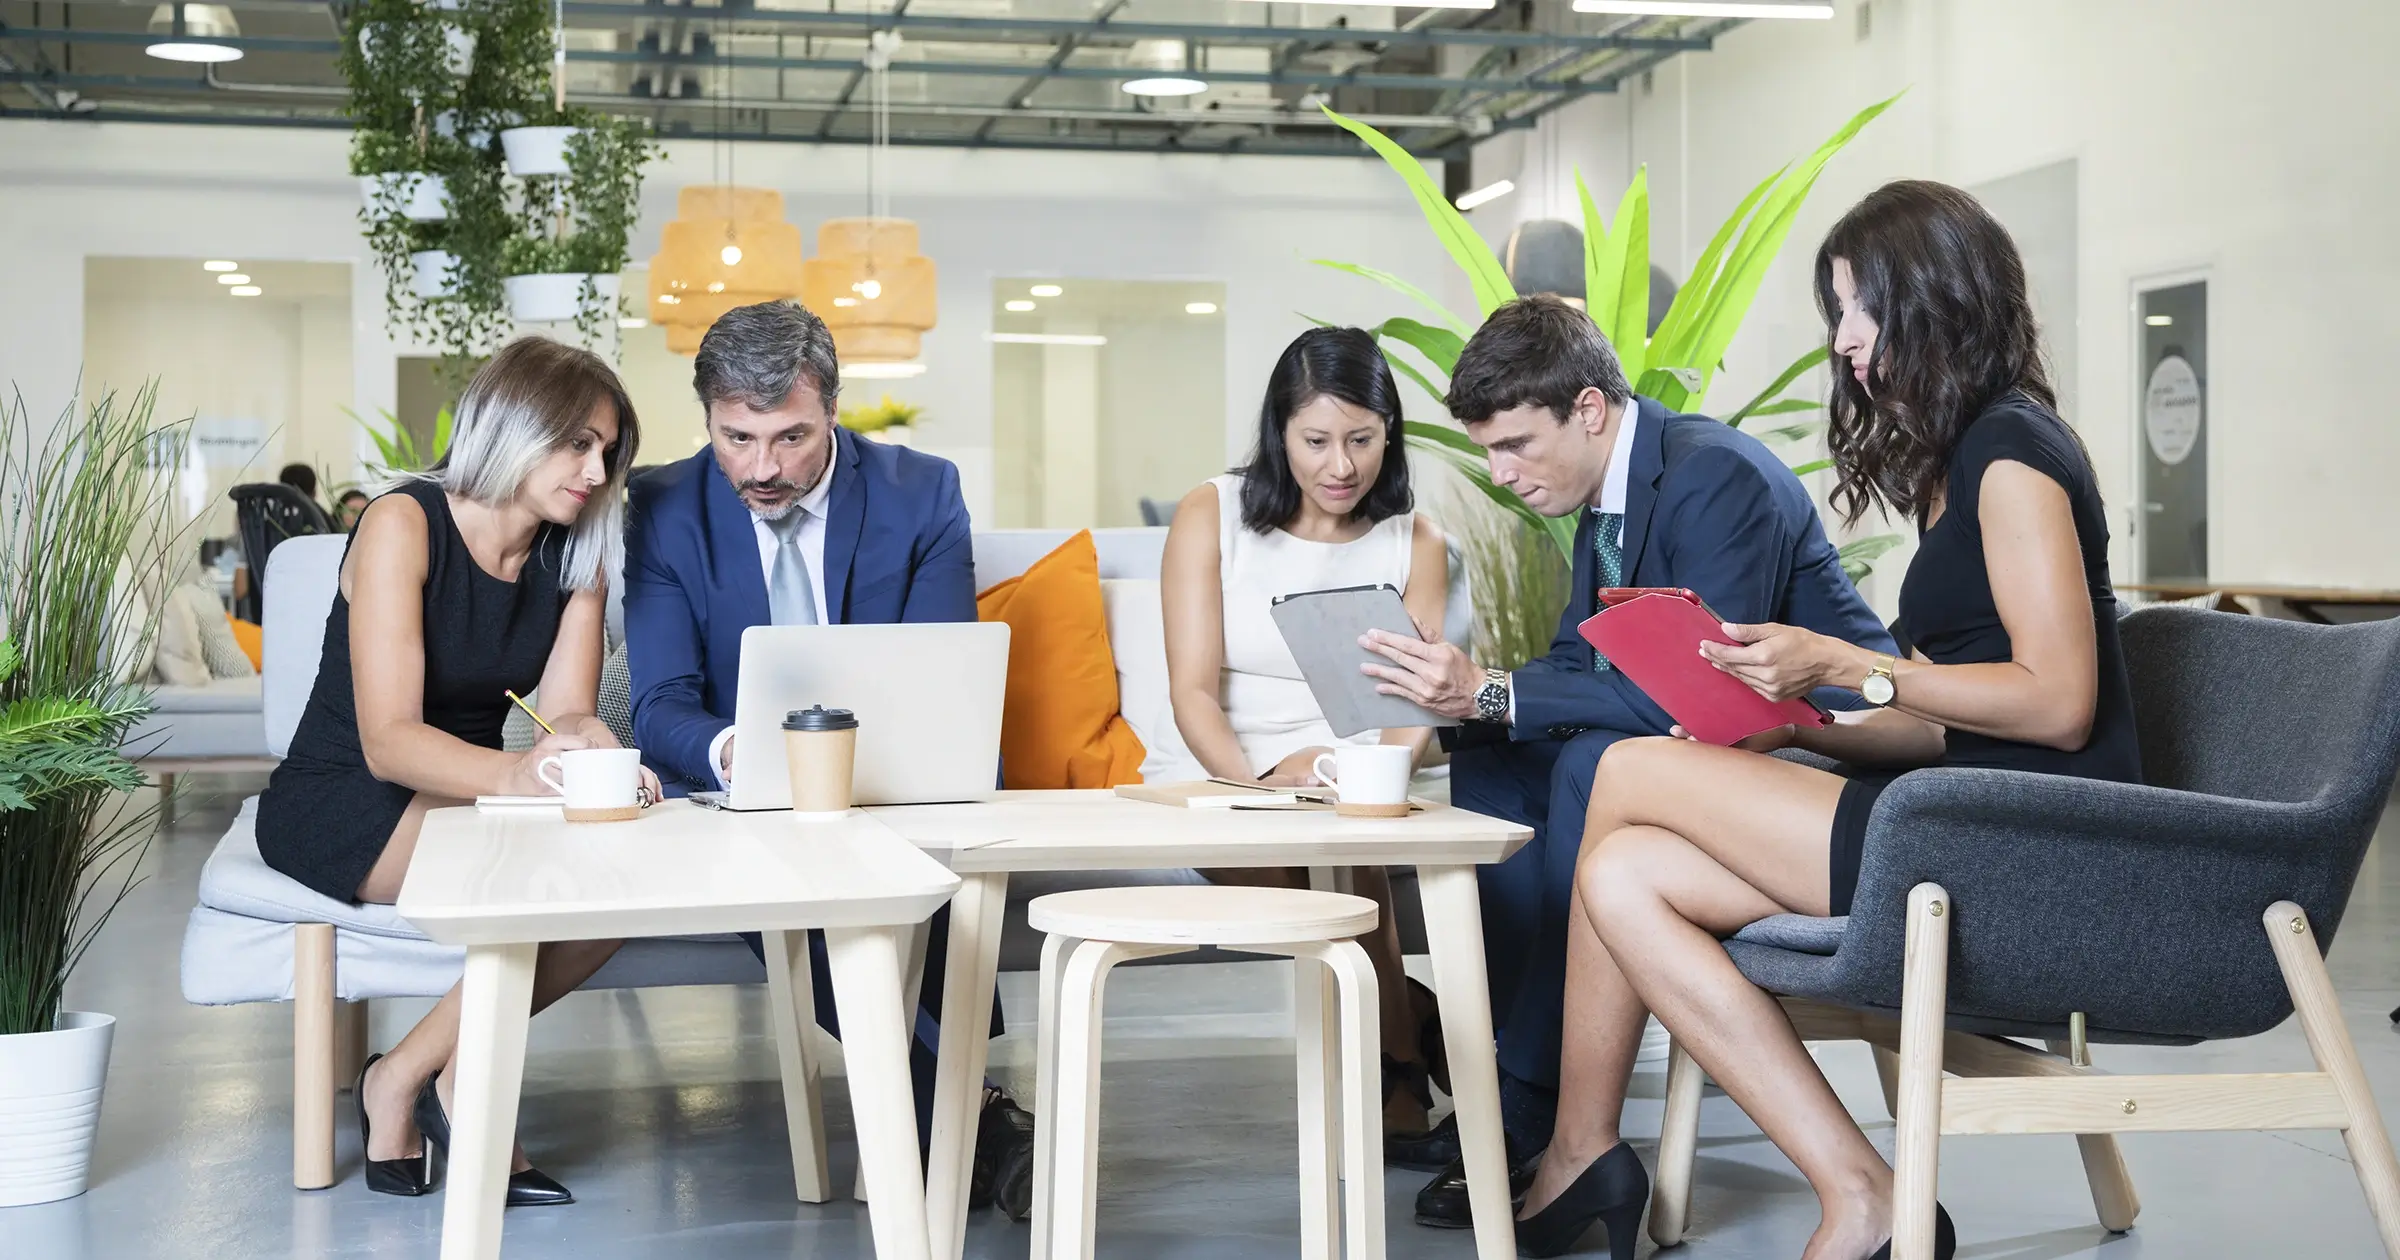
1473,668,1511,724
1861,654,1898,707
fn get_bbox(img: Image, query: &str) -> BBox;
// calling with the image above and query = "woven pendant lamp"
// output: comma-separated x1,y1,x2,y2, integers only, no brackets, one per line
648,186,807,354
800,218,937,363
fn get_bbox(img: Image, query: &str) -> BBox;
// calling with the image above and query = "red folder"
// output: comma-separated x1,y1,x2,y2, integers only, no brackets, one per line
1576,592,1832,746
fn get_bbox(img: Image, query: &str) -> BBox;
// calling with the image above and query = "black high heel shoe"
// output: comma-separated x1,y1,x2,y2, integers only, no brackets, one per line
1866,1203,1957,1260
356,1054,432,1197
1514,1141,1649,1260
412,1074,575,1206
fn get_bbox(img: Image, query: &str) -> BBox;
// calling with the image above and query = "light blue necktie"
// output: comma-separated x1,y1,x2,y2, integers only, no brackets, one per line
765,510,819,626
1591,510,1624,672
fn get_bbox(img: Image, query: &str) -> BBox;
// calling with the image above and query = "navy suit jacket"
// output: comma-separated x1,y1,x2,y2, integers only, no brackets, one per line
1508,395,1896,742
623,427,977,789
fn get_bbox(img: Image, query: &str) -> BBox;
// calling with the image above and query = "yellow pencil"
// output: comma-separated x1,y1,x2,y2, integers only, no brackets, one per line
503,689,556,736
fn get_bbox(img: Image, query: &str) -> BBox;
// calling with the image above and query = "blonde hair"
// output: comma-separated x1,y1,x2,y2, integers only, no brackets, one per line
386,336,640,590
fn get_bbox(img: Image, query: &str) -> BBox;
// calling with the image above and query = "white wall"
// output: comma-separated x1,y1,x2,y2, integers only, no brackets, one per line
1,120,1451,526
1470,0,2400,598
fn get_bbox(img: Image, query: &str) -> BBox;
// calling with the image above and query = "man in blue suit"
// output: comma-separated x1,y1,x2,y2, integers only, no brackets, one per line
1360,296,1895,1227
621,300,1036,1216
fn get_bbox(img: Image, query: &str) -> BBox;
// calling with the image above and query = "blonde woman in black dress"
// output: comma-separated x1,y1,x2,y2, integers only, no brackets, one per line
255,336,656,1204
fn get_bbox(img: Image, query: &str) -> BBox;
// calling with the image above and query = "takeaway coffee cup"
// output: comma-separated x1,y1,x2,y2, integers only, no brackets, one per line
1310,745,1414,818
783,706,860,814
536,747,650,822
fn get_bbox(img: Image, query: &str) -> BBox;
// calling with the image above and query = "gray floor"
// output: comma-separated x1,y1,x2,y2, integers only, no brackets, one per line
19,773,2400,1258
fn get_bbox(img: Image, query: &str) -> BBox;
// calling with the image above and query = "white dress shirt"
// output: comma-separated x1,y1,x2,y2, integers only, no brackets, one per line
708,451,838,787
1507,396,1641,722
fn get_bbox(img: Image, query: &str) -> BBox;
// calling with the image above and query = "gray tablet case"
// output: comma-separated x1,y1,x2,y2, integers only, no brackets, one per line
1269,584,1461,739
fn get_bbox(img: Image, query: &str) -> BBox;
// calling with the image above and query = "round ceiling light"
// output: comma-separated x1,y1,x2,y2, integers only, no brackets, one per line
203,259,239,272
216,273,251,285
1004,300,1036,312
1029,284,1063,298
1186,302,1219,315
1123,77,1207,98
145,3,243,62
229,286,262,297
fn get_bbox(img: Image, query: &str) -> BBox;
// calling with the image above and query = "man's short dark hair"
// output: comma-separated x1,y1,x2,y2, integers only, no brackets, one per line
277,462,318,497
1446,294,1631,424
693,301,842,419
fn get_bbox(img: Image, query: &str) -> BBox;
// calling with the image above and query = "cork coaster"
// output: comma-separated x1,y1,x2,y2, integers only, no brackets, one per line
563,804,642,823
1333,800,1413,819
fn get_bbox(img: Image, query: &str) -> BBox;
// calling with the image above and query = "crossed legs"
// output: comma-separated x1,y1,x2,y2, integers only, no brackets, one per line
1520,737,1897,1260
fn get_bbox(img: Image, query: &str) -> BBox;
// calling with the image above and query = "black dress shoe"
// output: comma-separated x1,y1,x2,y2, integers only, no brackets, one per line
1388,1112,1460,1171
356,1054,432,1197
1413,1140,1541,1229
1866,1204,1957,1260
413,1075,575,1206
973,1088,1038,1222
1514,1141,1648,1259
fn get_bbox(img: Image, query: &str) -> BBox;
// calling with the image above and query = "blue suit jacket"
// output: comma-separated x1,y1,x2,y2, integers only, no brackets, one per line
623,427,977,789
1508,395,1896,741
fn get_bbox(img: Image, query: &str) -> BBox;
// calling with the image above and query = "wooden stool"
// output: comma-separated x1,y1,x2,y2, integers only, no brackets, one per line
1028,885,1385,1260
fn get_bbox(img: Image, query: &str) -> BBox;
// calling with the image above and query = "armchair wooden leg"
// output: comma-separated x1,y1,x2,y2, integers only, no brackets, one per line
2042,1038,2139,1232
2267,902,2400,1258
293,923,337,1191
1891,885,1951,1260
1648,1037,1704,1247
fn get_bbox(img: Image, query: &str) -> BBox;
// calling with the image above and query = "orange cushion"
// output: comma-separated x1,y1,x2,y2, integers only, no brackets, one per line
976,530,1146,790
226,615,264,673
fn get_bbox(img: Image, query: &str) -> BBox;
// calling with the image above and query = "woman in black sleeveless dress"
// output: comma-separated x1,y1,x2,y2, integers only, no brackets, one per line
256,336,651,1204
1510,182,2141,1260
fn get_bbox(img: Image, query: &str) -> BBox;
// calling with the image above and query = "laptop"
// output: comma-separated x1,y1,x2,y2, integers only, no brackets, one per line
690,622,1011,811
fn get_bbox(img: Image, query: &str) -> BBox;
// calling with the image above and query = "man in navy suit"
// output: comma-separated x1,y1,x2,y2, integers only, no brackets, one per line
1360,296,1895,1226
622,300,1037,1216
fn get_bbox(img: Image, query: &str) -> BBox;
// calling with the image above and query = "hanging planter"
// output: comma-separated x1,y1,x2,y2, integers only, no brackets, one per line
506,271,618,323
0,1012,116,1207
500,125,579,177
410,249,461,298
360,170,450,222
441,24,476,75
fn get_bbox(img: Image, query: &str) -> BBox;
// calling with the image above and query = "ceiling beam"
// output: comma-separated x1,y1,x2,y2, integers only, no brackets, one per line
973,0,1131,146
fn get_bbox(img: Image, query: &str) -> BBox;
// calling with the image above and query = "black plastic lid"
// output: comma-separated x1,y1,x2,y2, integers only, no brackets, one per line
783,705,858,732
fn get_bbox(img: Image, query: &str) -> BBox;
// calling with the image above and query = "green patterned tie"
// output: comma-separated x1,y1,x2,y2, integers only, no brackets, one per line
1591,510,1624,672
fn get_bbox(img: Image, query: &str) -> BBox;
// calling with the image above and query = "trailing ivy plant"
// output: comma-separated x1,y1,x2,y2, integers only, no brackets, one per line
504,111,658,347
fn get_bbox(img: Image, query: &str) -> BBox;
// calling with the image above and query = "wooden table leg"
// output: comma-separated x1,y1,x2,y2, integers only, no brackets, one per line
827,923,936,1260
1416,863,1516,1260
923,872,1008,1260
764,929,834,1203
439,942,538,1260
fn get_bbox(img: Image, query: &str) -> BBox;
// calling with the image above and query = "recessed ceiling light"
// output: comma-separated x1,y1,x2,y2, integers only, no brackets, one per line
1123,77,1208,98
203,259,239,272
987,333,1109,347
1185,302,1219,315
1454,180,1515,211
2144,314,2174,327
229,286,262,297
841,362,927,379
216,273,251,285
1004,300,1037,312
1029,284,1063,298
1571,0,1833,17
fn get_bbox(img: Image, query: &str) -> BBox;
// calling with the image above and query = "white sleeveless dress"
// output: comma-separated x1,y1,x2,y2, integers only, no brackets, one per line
1152,473,1416,781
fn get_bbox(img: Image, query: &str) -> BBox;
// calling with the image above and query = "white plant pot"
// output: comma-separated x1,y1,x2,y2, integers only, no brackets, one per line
506,272,619,323
410,249,460,298
442,26,476,76
359,172,449,222
0,1012,116,1207
500,126,580,178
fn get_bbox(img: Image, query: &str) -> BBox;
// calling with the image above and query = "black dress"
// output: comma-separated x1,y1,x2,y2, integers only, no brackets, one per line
1825,394,2143,914
257,481,572,902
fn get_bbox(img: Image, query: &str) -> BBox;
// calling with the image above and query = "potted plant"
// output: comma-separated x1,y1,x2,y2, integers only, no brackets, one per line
838,394,924,445
504,113,655,345
502,235,622,339
0,386,182,1207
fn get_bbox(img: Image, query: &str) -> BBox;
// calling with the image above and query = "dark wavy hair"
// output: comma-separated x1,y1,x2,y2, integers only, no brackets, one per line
1815,180,2061,526
1236,326,1413,532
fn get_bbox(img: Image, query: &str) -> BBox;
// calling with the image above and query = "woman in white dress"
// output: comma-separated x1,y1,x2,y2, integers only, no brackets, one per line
1161,325,1452,1145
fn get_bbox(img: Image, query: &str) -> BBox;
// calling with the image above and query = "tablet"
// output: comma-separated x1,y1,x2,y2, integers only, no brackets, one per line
1577,591,1832,746
1269,583,1461,739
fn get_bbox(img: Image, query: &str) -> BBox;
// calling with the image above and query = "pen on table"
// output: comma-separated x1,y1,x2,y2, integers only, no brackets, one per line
503,689,556,736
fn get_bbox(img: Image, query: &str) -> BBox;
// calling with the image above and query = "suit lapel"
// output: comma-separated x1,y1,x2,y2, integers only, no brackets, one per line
819,426,866,624
703,452,771,631
1615,396,1669,579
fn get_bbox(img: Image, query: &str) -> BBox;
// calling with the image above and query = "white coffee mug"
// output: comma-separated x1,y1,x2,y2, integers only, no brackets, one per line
537,747,650,822
1311,744,1414,817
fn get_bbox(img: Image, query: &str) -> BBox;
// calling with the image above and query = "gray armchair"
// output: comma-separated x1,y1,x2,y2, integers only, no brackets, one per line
1652,605,2400,1258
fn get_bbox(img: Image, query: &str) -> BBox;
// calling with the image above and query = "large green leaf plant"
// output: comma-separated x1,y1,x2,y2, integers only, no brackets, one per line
1315,96,1907,662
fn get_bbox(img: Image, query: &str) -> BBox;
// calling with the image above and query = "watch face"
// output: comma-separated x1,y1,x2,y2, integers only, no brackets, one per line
1863,673,1896,706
